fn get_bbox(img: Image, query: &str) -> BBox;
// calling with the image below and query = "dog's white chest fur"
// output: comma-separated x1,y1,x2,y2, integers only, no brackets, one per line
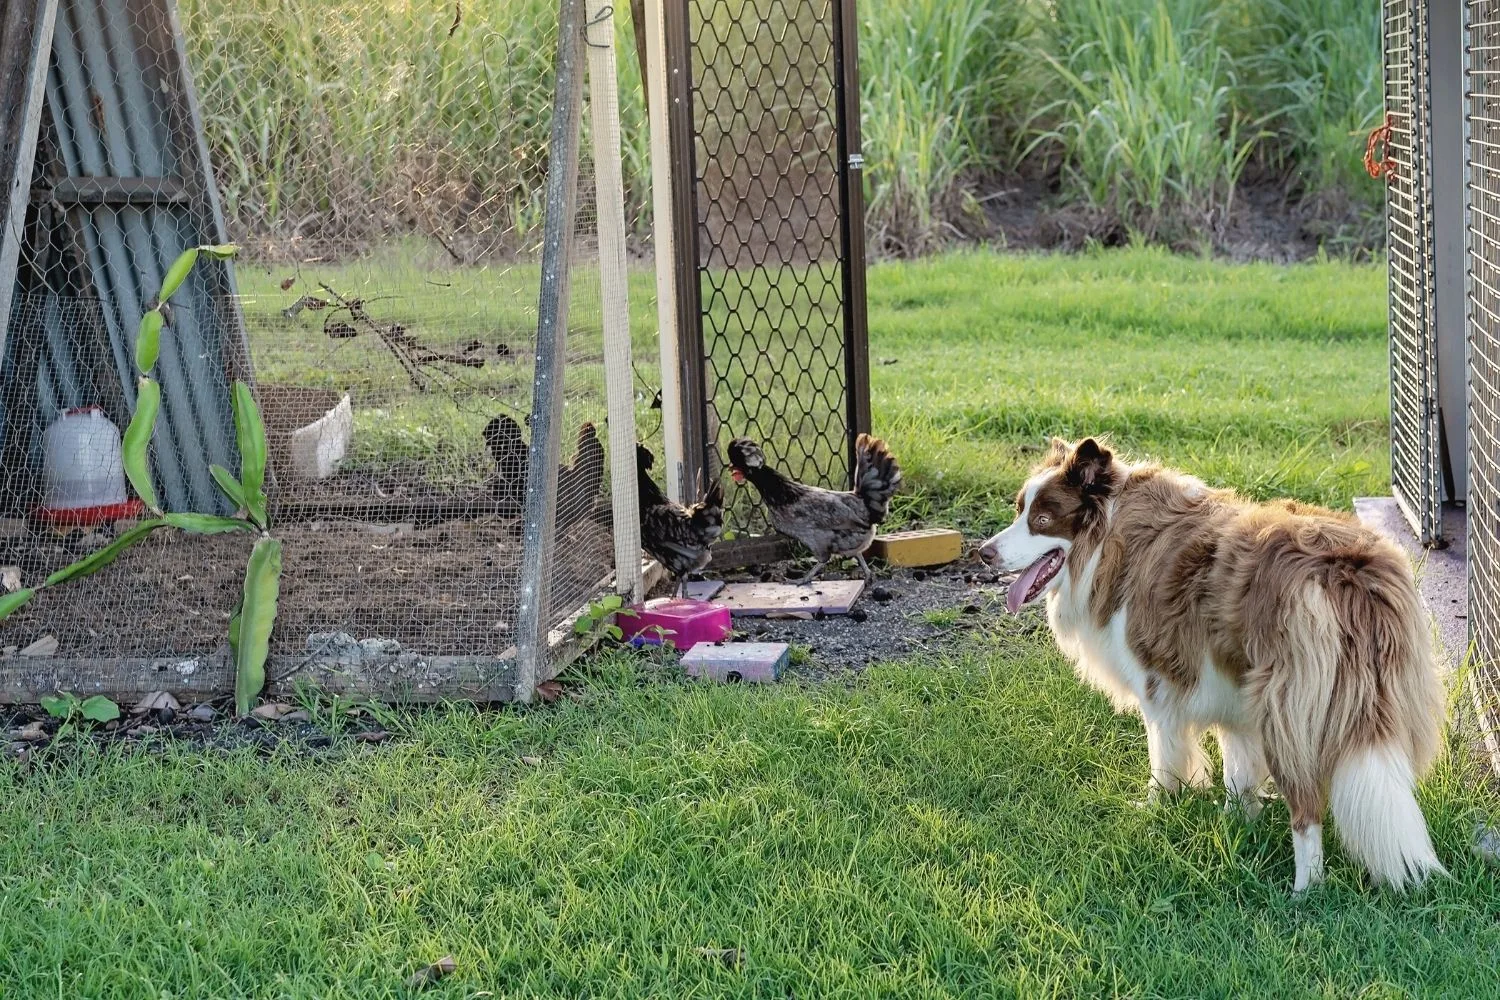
1045,549,1244,727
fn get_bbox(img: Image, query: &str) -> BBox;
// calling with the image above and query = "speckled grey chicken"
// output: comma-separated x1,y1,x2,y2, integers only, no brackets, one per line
727,434,902,584
637,444,724,596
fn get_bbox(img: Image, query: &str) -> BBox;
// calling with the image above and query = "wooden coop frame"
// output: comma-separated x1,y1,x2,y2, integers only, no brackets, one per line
0,0,647,706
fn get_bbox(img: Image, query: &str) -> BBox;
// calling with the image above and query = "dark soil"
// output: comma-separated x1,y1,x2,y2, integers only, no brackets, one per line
0,514,612,658
660,551,1043,679
970,175,1381,263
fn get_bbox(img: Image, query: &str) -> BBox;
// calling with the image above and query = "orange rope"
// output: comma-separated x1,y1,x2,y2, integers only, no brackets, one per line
1365,113,1397,182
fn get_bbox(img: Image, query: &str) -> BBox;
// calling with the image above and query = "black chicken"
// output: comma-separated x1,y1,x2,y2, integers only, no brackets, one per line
726,434,902,584
483,415,529,511
636,443,724,597
556,422,606,532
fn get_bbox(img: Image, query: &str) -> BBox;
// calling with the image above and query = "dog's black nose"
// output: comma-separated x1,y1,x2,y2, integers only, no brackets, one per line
978,540,998,565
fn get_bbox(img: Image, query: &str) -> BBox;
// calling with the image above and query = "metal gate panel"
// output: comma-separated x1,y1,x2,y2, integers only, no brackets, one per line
1466,0,1500,744
666,0,870,533
1386,0,1443,545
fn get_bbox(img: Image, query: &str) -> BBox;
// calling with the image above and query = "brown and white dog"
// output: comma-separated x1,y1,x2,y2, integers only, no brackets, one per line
979,437,1446,892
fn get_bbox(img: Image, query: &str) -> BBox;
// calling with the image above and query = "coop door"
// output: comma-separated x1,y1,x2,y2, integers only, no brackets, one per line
665,0,871,534
1384,0,1442,544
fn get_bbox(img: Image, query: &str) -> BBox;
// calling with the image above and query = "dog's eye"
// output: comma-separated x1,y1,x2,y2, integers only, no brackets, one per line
1034,514,1051,527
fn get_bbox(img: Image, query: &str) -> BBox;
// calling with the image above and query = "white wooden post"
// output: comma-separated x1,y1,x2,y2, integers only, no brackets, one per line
643,0,684,502
584,0,643,602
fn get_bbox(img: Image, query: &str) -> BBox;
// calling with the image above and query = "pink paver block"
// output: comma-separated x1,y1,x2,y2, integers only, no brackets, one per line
681,642,789,683
710,579,865,616
625,598,731,648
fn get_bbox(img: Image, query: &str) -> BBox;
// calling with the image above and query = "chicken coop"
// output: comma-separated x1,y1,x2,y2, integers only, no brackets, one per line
1380,0,1500,773
0,0,648,704
1,0,872,705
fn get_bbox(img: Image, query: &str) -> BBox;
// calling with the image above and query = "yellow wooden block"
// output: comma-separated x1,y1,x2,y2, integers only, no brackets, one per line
870,528,964,567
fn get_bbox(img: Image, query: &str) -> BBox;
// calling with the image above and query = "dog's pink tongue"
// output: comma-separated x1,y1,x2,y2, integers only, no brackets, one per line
1006,556,1049,614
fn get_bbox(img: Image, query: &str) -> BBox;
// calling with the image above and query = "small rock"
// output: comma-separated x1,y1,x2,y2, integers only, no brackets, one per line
126,725,158,738
132,691,181,715
1476,821,1500,863
913,570,927,582
0,566,21,593
520,755,543,766
14,724,48,743
870,587,895,603
962,604,982,615
18,635,58,657
151,707,176,725
759,571,774,583
848,607,868,623
187,704,217,723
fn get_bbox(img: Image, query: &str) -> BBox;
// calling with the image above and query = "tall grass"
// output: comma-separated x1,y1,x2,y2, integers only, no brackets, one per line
177,0,1384,259
857,0,1029,254
1025,0,1260,243
1236,0,1385,221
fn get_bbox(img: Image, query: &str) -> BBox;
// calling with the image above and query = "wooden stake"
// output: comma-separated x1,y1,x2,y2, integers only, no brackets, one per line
584,0,643,603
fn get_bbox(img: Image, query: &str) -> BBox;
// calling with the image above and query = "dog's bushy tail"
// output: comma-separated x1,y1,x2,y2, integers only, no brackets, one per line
1254,541,1445,889
854,433,902,523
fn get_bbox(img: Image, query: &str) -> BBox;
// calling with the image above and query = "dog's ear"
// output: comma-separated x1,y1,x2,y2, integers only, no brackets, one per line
1043,436,1070,467
1064,438,1116,496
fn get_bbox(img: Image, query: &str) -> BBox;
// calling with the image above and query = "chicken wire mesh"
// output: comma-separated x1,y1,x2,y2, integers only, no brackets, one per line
1467,0,1500,756
1385,0,1443,547
0,0,628,692
667,0,869,535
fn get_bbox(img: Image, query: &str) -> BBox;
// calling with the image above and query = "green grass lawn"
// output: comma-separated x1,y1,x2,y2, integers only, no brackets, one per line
7,249,1494,999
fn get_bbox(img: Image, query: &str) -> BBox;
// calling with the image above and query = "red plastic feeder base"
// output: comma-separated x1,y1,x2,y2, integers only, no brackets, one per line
30,499,148,528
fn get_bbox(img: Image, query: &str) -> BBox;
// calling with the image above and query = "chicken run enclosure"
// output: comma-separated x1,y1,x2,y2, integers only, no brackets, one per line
0,0,870,704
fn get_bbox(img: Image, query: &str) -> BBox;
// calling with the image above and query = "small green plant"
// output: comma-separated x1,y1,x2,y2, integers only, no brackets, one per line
788,643,813,667
0,244,282,718
921,607,964,628
572,594,638,644
39,692,121,738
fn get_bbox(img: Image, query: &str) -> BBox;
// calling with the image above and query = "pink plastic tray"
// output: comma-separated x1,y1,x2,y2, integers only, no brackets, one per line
625,598,731,650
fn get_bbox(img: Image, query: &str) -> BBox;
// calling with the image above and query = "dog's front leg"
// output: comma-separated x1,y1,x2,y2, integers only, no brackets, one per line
1141,717,1209,804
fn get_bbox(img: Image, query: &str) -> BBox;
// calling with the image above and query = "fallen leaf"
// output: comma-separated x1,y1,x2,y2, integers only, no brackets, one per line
694,947,743,968
280,276,296,290
404,955,457,990
520,755,542,766
126,725,158,738
250,702,296,721
534,680,563,703
19,635,58,657
132,691,181,715
353,730,388,743
280,710,311,724
0,566,21,593
14,724,47,743
187,704,217,723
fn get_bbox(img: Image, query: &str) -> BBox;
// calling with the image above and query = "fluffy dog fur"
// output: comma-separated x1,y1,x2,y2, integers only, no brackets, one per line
979,437,1446,892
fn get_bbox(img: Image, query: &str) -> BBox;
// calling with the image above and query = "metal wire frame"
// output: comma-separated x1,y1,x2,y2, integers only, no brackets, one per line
1466,0,1500,758
1386,0,1443,546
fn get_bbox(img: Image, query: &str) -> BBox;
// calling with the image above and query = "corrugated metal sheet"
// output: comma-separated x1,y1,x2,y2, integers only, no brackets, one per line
1,0,245,514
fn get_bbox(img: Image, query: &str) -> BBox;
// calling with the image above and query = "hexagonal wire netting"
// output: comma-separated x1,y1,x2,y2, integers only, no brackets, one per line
0,0,631,699
667,0,869,536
